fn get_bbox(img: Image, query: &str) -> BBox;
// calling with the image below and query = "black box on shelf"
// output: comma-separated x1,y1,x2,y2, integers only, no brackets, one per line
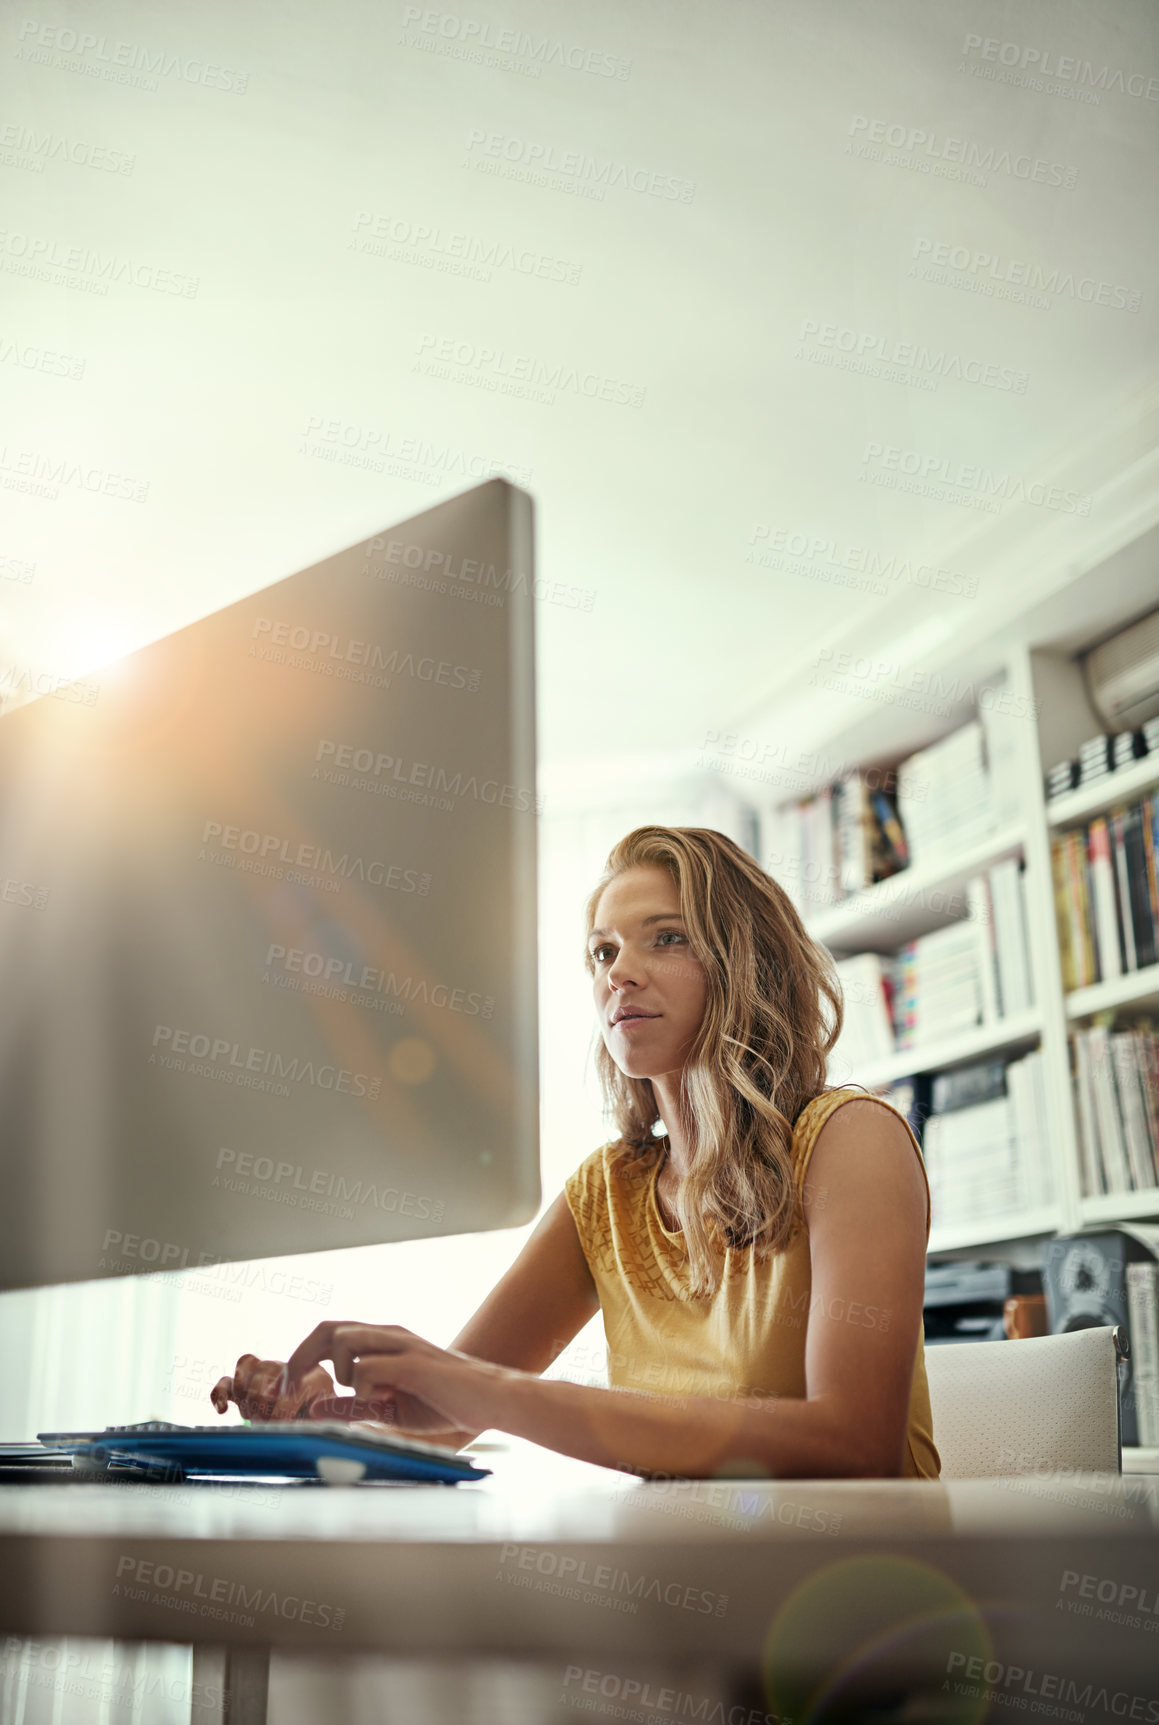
923,1260,1043,1344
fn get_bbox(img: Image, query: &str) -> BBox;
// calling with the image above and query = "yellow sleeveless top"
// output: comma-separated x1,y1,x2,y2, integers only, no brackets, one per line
563,1086,941,1480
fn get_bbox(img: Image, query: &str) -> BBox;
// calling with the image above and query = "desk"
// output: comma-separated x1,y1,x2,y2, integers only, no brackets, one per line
2,1439,1159,1724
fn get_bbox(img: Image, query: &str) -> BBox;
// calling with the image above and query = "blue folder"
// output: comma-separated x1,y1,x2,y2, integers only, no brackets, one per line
33,1421,491,1485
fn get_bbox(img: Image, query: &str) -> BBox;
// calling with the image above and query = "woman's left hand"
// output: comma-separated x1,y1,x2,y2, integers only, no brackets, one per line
284,1322,509,1436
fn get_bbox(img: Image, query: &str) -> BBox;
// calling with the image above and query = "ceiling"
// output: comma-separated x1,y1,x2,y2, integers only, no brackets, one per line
2,0,1156,787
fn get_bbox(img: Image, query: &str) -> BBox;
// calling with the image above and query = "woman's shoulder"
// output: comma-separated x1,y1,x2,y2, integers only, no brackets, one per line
790,1086,929,1228
791,1085,867,1139
790,1086,919,1166
563,1140,611,1200
563,1138,661,1215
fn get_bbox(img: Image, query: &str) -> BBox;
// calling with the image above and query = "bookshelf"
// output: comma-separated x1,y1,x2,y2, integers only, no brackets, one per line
751,544,1159,1265
1080,1188,1159,1225
1045,754,1159,829
838,1009,1042,1095
807,824,1027,956
1065,962,1159,1021
927,1207,1061,1258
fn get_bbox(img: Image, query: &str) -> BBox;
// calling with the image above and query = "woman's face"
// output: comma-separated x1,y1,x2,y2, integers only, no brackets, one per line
589,864,708,1081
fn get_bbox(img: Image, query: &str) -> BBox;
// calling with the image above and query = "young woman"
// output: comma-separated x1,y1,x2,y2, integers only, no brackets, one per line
211,826,941,1480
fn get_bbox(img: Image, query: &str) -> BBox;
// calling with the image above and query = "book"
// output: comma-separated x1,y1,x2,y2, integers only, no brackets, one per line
1123,802,1158,970
1134,1025,1159,1175
834,773,870,895
1110,808,1138,972
1078,734,1112,784
924,1094,1027,1227
1072,1031,1106,1197
1126,1263,1159,1447
988,858,1033,1014
831,954,896,1070
832,771,909,895
1143,795,1159,955
1050,796,1159,999
764,769,916,918
1087,817,1123,982
1064,831,1090,989
1111,1032,1158,1190
1113,729,1141,769
1070,830,1097,987
870,785,909,876
891,927,982,1049
1051,837,1077,993
1030,1049,1054,1204
1046,759,1076,799
895,722,995,868
931,1058,1008,1115
1087,1023,1134,1192
1007,1054,1044,1208
968,875,1001,1023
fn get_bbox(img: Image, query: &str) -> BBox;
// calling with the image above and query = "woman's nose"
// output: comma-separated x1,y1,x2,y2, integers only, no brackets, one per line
607,946,643,988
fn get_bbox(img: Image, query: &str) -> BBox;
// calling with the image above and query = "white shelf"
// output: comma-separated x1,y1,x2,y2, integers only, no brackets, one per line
806,824,1026,955
1045,754,1159,827
1065,962,1159,1020
1079,1187,1159,1224
1123,1447,1159,1475
836,1009,1041,1092
751,557,1159,1263
927,1206,1061,1257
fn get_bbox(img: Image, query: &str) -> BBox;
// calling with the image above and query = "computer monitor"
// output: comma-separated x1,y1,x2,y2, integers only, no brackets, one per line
0,479,540,1291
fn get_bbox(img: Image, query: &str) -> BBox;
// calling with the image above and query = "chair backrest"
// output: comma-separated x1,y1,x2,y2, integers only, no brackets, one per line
924,1325,1122,1478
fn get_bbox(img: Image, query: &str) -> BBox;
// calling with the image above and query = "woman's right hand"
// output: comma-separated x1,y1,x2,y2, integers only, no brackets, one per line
210,1353,340,1422
210,1350,475,1441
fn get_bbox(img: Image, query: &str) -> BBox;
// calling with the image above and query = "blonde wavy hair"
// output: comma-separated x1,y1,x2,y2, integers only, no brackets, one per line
584,825,846,1297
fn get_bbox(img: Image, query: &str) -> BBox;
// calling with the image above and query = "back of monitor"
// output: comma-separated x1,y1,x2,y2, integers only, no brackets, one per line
0,479,539,1290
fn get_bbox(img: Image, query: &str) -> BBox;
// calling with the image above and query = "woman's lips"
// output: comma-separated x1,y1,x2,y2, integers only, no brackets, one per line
613,1013,660,1030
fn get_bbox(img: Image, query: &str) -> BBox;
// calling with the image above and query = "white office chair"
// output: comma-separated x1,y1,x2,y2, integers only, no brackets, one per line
924,1324,1125,1478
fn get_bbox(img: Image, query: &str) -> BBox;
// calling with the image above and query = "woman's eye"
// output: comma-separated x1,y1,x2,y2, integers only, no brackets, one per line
592,943,614,963
656,930,685,946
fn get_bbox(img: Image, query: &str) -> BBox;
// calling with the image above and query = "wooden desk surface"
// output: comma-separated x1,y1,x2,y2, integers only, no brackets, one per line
2,1439,1158,1695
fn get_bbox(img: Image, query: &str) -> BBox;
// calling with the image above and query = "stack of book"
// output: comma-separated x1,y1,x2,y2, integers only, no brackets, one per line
1050,793,1159,990
1078,733,1114,786
764,703,1024,916
763,770,908,915
922,1051,1053,1229
982,858,1035,1016
830,954,896,1071
895,721,996,868
827,863,1033,1074
1045,718,1159,804
890,922,982,1050
1046,758,1077,799
890,862,1033,1049
832,769,909,895
1070,1021,1159,1197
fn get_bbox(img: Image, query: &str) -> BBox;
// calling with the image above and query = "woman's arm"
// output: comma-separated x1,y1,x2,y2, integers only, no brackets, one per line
398,1187,603,1449
287,1101,930,1478
222,1189,600,1443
